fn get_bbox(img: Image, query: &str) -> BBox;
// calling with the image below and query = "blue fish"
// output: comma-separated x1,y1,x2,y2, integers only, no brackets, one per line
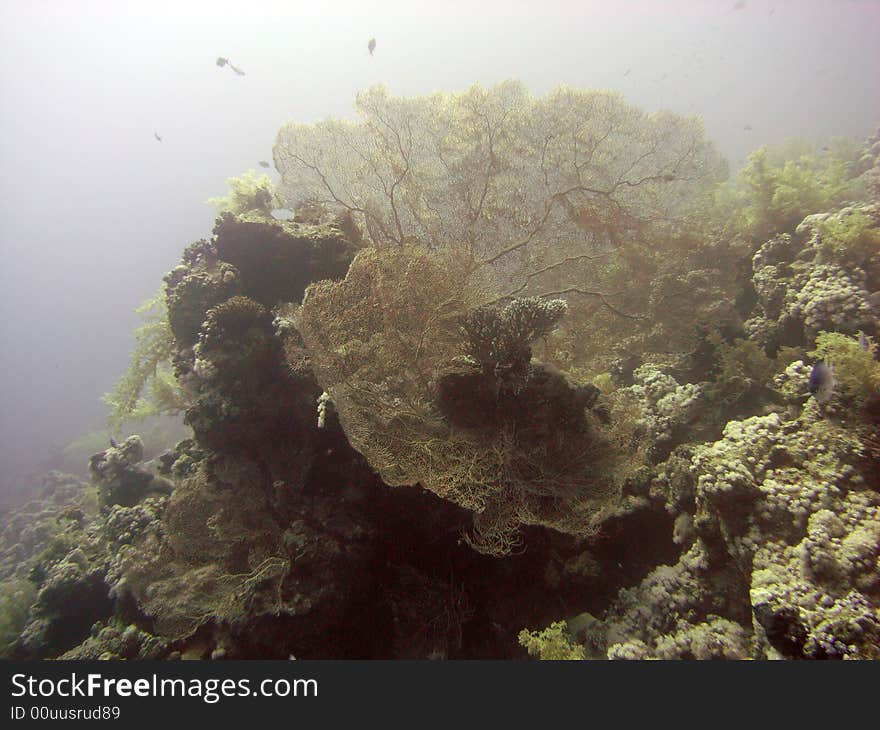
809,361,835,404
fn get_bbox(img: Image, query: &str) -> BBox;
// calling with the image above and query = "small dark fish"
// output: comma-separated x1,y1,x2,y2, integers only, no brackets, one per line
809,361,835,404
743,124,753,131
732,0,747,10
623,67,631,77
217,56,245,75
109,437,118,448
859,332,869,351
660,174,676,182
368,37,376,55
154,132,162,142
258,160,270,168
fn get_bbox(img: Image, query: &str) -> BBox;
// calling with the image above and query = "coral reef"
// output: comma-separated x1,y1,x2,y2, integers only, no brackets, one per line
519,621,585,660
296,245,643,555
0,207,620,660
5,99,880,661
59,621,169,660
620,364,704,453
16,549,115,658
744,204,879,352
545,405,880,660
88,436,174,509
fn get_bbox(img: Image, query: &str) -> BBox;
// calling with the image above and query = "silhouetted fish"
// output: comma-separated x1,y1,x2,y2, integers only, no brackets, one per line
623,68,631,77
809,361,835,404
258,160,270,168
154,132,162,142
743,124,753,131
732,0,747,10
217,56,245,75
368,37,376,55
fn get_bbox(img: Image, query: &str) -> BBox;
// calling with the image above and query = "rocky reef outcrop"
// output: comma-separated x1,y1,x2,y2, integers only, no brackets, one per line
572,403,880,660
4,126,880,660
3,210,647,660
745,203,880,351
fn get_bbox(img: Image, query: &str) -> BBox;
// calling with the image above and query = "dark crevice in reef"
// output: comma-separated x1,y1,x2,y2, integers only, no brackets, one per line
572,507,679,616
13,574,116,659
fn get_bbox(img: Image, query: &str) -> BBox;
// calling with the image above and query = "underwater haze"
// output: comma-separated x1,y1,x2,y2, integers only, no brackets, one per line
0,0,879,660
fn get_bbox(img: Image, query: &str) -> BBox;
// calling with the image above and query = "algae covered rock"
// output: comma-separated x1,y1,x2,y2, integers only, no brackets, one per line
59,621,169,660
16,549,114,658
88,436,174,509
212,212,357,307
745,204,880,351
575,402,880,659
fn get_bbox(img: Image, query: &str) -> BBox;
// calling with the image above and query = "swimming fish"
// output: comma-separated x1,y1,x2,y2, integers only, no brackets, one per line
809,361,836,404
258,160,270,168
154,132,162,142
859,331,869,352
368,38,376,55
217,57,245,75
623,67,631,77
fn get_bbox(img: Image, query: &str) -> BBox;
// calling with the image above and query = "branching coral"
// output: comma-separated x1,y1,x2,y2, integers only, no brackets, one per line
458,297,567,380
296,245,641,555
275,81,724,260
103,290,185,434
518,620,585,660
207,170,279,217
735,141,860,239
272,81,747,396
